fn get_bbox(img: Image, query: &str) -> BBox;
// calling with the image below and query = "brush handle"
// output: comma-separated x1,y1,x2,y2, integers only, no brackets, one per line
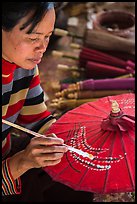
2,119,44,138
64,144,94,160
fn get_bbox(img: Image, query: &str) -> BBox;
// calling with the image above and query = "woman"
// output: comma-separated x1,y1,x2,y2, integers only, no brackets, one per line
2,2,93,202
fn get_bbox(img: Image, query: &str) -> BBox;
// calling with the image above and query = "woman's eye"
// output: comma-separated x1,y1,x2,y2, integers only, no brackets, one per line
45,36,50,41
29,38,39,42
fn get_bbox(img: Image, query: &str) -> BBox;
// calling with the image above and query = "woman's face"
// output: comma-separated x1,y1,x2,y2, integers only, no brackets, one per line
2,8,55,69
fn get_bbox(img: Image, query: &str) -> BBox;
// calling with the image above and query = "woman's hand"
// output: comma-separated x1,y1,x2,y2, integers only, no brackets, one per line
8,133,68,180
23,133,68,168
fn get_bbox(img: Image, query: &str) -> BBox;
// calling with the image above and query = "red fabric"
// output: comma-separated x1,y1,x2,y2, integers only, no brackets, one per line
2,73,14,84
43,93,135,194
2,58,19,85
29,75,40,89
18,110,51,124
2,59,18,75
3,100,25,118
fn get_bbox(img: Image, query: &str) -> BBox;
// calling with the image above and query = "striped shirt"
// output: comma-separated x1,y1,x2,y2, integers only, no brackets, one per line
2,59,52,196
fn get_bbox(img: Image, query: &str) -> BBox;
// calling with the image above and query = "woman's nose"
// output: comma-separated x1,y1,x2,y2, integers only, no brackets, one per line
35,40,49,53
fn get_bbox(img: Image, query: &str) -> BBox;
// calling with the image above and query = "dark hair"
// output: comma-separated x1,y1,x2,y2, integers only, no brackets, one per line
2,2,55,33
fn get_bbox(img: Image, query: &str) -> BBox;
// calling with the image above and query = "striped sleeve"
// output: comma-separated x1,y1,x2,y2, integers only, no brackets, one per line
2,158,21,196
18,65,51,129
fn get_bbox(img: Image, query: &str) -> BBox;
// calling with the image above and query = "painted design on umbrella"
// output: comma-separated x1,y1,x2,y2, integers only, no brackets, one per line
44,93,135,194
65,124,124,172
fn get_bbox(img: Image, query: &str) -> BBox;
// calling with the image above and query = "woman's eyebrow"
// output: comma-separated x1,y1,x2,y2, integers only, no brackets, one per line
31,30,53,35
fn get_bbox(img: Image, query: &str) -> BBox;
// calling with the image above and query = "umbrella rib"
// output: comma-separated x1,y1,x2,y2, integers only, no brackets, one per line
75,168,89,189
54,123,85,137
70,111,104,118
87,130,110,146
65,123,79,147
86,128,103,138
65,129,73,144
53,123,101,138
56,119,103,124
119,130,135,189
65,127,82,173
66,152,80,173
51,127,82,177
56,125,86,175
102,131,117,193
86,131,111,153
127,131,135,143
87,103,109,114
78,126,109,156
51,159,78,180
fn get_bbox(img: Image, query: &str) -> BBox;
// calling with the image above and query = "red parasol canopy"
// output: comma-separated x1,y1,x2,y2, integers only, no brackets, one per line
43,93,135,194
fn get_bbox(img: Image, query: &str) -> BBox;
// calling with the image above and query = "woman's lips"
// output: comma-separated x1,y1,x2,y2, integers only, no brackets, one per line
29,58,42,64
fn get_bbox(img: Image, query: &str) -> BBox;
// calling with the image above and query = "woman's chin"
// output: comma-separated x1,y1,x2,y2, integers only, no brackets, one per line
22,60,39,69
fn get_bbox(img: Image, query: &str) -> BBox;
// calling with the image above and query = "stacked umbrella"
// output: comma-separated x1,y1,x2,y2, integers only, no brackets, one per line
78,46,135,79
50,47,135,111
79,47,135,68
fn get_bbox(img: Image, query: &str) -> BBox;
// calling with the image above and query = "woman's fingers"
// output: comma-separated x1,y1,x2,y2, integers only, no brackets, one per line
46,133,57,138
28,149,66,168
43,158,62,167
31,135,64,146
31,144,68,155
23,133,68,168
34,152,64,164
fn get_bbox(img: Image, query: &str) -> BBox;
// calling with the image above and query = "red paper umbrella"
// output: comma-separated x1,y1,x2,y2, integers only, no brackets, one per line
43,93,135,194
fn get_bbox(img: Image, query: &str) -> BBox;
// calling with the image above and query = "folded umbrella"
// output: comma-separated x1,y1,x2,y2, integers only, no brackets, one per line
44,93,135,194
102,50,135,62
70,43,135,62
49,98,97,110
67,89,133,99
85,61,134,78
79,47,135,69
84,29,135,54
77,77,135,91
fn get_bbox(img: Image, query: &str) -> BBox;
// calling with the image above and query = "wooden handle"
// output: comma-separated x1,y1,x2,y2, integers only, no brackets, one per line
52,50,64,57
57,64,84,72
54,28,68,37
54,28,83,39
70,43,81,49
52,50,79,60
57,64,70,70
